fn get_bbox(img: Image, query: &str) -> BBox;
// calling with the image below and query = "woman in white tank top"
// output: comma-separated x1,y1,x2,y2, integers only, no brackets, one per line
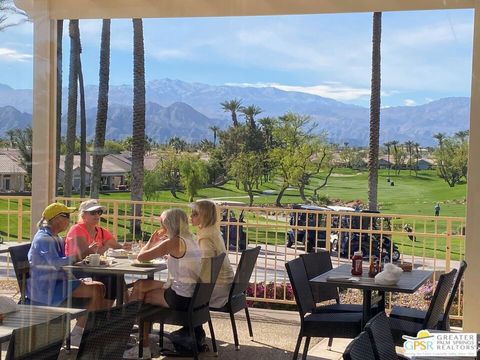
125,208,201,359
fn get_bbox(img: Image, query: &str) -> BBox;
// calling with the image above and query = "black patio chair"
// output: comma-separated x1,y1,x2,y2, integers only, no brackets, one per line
9,243,31,304
6,314,66,360
76,301,141,360
389,269,457,345
285,257,362,360
139,253,226,360
364,312,409,360
300,251,363,313
390,260,467,330
210,246,260,350
342,331,376,360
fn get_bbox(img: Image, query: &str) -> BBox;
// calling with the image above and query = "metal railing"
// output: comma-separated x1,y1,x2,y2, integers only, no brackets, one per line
0,196,466,324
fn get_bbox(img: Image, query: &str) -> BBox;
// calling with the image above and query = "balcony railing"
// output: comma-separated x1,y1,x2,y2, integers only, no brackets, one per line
0,196,466,325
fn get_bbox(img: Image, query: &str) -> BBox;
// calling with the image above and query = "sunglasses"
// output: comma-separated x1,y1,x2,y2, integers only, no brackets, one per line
57,213,70,219
87,210,103,216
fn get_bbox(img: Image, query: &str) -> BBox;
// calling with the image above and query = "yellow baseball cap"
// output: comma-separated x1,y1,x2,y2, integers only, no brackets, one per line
42,202,76,221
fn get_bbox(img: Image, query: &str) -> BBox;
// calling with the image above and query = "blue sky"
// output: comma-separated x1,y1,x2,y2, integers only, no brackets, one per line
0,9,474,108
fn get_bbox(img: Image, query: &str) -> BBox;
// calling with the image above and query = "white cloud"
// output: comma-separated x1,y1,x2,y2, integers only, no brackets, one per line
389,22,472,48
225,81,371,101
0,47,31,61
404,99,416,106
149,48,188,60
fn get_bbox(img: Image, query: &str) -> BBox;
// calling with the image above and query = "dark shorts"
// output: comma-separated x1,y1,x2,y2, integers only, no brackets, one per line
164,287,191,311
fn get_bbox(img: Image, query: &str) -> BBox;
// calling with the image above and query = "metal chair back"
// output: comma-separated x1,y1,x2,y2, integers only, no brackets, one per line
6,314,66,360
9,243,31,304
77,301,142,360
300,250,340,303
343,331,376,360
424,269,457,329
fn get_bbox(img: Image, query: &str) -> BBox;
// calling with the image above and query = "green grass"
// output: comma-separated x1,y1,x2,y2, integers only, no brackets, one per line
0,169,467,261
95,169,466,218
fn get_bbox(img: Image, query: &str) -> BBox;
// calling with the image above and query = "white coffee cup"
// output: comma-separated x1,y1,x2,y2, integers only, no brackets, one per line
86,253,101,266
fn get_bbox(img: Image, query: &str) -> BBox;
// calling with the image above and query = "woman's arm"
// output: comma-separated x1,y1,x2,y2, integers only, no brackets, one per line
137,235,179,261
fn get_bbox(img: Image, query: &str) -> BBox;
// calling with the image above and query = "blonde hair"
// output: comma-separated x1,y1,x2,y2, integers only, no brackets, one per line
192,200,217,228
160,208,192,239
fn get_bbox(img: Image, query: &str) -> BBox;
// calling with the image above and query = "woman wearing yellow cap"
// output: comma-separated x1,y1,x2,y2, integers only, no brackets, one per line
27,202,107,346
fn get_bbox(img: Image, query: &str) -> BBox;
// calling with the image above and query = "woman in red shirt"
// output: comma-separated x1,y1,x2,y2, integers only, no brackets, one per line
65,199,129,306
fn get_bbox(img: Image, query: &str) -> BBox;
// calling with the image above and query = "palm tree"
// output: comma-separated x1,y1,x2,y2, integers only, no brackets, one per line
433,132,446,148
91,19,111,199
209,125,220,148
367,12,382,211
240,104,262,129
131,18,146,237
259,117,275,149
413,142,420,176
78,52,87,198
384,141,392,179
404,140,414,175
220,99,242,127
56,20,63,194
64,19,81,197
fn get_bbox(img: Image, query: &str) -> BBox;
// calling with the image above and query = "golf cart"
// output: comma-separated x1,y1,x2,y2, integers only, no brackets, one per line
332,210,400,261
286,204,332,252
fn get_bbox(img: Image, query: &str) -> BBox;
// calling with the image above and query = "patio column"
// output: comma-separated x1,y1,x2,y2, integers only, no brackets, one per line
463,3,480,333
16,0,58,234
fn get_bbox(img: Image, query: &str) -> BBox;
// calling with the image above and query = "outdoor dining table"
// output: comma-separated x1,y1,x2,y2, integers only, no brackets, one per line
0,304,86,343
63,258,167,305
310,263,433,324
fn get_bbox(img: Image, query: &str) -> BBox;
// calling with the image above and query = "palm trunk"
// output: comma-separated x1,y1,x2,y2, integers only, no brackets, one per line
79,57,86,198
367,12,382,211
55,20,63,195
131,18,146,237
64,20,80,197
91,19,111,199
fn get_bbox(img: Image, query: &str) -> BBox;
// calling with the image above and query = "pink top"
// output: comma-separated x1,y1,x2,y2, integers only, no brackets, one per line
64,223,114,256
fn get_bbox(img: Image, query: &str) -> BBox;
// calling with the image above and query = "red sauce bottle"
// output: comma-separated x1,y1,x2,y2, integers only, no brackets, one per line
351,251,363,276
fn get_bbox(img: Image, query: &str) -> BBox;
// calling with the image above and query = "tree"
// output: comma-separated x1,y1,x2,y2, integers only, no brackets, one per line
404,140,414,175
209,125,220,148
229,152,263,206
383,141,393,178
91,19,111,199
269,112,330,206
143,168,163,201
367,11,382,211
169,137,187,153
220,99,242,127
391,140,405,174
296,143,334,203
6,127,32,186
64,20,81,197
155,149,181,197
434,132,469,187
413,142,420,176
78,37,87,198
131,18,146,236
56,20,63,194
178,155,209,202
240,104,262,129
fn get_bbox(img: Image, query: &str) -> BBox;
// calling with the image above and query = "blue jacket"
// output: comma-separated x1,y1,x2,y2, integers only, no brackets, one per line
27,227,79,306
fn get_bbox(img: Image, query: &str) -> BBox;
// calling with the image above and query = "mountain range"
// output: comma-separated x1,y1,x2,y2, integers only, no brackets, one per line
0,79,470,146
